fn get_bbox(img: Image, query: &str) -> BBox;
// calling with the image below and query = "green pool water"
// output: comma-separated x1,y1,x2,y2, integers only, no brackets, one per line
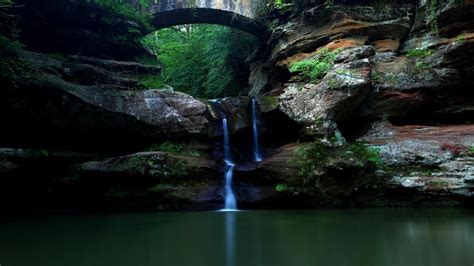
1,208,473,266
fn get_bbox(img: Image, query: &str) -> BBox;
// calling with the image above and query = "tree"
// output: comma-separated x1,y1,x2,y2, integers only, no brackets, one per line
141,24,258,98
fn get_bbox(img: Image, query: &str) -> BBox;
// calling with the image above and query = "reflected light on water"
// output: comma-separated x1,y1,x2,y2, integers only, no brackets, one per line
225,211,236,266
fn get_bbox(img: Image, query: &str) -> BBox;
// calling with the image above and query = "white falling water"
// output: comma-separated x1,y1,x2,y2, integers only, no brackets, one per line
222,118,237,211
251,98,263,162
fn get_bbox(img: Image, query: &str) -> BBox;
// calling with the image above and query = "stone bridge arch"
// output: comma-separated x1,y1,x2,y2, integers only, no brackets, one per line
148,0,268,37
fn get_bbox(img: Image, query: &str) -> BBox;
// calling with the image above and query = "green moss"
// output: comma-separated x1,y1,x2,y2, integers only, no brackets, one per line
275,183,288,192
39,150,49,157
294,142,379,179
455,34,466,42
415,61,430,70
257,96,279,112
145,141,201,157
366,147,381,166
272,0,294,13
406,48,435,58
127,154,189,177
289,48,340,83
468,146,474,156
127,155,148,174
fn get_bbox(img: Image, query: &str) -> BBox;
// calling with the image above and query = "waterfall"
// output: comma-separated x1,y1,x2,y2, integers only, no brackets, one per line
222,118,237,210
251,98,262,162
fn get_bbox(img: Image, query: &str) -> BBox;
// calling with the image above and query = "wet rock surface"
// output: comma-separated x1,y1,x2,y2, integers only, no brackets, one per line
360,122,474,198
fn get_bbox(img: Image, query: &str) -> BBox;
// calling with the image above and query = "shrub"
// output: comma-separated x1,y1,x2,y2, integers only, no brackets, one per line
289,48,339,82
406,48,435,58
141,25,258,98
273,0,293,12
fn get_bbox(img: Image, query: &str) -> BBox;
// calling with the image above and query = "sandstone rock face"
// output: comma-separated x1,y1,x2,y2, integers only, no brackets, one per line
2,52,210,142
360,121,474,198
238,142,380,208
244,0,474,207
279,46,374,129
251,1,474,132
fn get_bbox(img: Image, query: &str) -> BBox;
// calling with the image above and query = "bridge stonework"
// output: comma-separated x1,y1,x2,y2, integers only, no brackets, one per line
147,0,267,37
151,0,254,18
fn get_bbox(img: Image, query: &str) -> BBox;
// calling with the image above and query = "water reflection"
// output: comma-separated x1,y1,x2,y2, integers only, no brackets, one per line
225,211,236,266
0,209,473,266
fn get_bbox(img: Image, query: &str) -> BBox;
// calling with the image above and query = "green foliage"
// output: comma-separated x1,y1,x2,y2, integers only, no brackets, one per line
127,155,148,174
366,147,381,166
272,0,294,12
141,25,258,98
288,48,339,82
0,0,27,85
324,0,334,8
146,142,185,153
406,48,435,58
137,75,167,89
415,61,430,70
145,141,201,157
88,0,152,26
455,34,466,42
275,183,288,192
127,155,188,177
294,142,380,179
468,146,474,156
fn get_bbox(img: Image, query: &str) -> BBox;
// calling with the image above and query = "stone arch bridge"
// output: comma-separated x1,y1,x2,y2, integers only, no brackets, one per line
148,0,268,37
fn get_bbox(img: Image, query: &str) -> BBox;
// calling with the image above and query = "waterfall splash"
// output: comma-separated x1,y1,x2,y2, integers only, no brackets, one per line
251,97,262,162
222,117,237,211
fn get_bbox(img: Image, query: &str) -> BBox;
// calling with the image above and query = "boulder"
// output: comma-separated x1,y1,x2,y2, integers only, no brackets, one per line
1,52,210,149
76,151,223,210
279,46,374,135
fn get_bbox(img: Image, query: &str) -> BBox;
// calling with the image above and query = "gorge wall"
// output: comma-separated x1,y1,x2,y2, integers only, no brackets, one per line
0,0,473,212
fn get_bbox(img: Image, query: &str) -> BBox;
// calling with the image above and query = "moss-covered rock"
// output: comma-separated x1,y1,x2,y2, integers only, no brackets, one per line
74,151,223,210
